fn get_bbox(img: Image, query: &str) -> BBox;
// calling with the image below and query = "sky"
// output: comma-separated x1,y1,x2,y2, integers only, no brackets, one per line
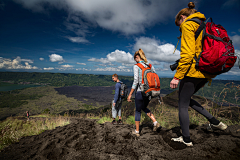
0,0,240,80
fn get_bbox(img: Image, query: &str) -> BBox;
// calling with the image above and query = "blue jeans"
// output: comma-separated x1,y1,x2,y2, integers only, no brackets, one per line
135,91,151,121
112,100,122,118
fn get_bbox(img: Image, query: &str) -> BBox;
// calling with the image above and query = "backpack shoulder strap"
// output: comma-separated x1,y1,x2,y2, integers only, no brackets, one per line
136,63,145,69
186,17,205,40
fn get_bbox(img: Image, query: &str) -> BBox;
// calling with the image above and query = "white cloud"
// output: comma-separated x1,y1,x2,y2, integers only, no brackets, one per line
14,0,189,35
43,67,54,70
55,67,74,71
118,66,127,69
49,54,64,62
76,68,91,71
83,68,91,71
66,37,89,43
98,64,107,67
94,67,132,72
88,57,111,64
88,49,135,64
154,67,169,71
19,58,34,63
238,29,240,32
0,56,38,70
148,60,161,65
234,49,240,67
39,58,44,61
61,64,74,68
230,35,240,48
77,62,86,65
134,37,180,62
228,66,240,75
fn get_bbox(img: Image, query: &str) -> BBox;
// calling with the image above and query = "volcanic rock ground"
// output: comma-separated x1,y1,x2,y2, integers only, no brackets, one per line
1,118,240,160
54,86,169,106
54,86,116,106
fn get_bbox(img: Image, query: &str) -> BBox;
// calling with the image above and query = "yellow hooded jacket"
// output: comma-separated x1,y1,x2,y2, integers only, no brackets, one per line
174,12,216,80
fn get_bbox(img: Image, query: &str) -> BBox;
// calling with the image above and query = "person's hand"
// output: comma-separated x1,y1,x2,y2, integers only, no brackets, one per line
127,95,132,102
170,78,180,89
113,103,116,107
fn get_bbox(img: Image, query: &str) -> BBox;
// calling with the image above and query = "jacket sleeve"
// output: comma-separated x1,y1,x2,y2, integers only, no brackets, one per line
132,65,139,90
114,83,121,103
174,21,196,80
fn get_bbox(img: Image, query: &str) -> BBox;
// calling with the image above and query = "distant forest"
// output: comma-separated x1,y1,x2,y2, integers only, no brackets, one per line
0,72,240,105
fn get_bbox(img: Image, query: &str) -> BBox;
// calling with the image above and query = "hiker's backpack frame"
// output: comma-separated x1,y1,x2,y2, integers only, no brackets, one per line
186,17,237,75
136,63,160,99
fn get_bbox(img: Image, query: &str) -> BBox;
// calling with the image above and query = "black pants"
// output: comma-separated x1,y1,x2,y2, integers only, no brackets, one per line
135,91,151,121
178,77,213,138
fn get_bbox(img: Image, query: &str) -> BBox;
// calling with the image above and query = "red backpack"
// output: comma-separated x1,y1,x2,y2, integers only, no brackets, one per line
136,63,160,99
187,18,237,75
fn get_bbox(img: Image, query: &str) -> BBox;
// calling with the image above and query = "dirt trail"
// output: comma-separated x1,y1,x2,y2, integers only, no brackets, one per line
1,118,240,160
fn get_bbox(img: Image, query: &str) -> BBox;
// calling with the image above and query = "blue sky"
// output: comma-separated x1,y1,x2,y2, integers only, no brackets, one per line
0,0,240,79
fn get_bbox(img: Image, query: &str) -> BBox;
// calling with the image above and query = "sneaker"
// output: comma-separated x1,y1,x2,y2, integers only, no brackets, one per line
132,130,140,137
111,120,116,125
207,122,227,132
171,136,193,147
153,122,161,131
117,119,123,124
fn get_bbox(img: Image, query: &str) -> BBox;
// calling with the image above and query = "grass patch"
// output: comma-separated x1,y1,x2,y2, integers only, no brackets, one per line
94,100,240,128
0,115,70,150
125,116,135,125
97,117,112,124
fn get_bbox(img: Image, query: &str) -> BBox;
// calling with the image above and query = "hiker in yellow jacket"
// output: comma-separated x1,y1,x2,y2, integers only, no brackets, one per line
170,2,227,147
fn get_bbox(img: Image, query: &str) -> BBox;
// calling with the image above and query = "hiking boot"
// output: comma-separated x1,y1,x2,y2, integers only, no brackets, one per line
207,122,227,132
132,130,140,137
111,120,117,125
153,122,161,131
117,119,123,124
171,136,193,147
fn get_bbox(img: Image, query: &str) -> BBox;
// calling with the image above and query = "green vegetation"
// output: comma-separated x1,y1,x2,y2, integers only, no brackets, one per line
0,82,16,87
159,78,240,105
0,86,95,120
96,101,240,129
0,90,44,108
1,72,239,105
125,116,135,125
0,72,117,87
0,115,70,150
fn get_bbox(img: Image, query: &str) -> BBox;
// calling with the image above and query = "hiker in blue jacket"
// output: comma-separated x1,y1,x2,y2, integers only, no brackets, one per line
111,73,123,124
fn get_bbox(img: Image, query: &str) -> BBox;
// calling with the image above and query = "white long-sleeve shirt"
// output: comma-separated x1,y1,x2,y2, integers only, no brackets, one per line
131,61,156,92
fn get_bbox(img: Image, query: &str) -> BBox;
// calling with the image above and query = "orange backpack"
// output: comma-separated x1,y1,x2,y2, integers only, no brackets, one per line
136,63,160,99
